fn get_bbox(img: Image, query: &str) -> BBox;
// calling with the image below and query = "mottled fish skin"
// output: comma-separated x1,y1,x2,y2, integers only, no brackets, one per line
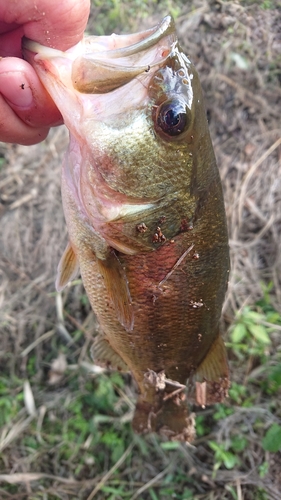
23,16,230,441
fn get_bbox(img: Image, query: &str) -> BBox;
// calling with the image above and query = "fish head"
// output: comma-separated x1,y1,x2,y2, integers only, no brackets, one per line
23,17,216,252
23,16,181,142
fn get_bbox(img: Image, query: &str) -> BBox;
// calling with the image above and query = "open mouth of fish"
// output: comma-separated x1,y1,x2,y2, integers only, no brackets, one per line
23,15,177,95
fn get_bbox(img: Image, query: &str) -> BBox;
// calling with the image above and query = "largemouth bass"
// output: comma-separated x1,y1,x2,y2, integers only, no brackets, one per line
23,16,230,441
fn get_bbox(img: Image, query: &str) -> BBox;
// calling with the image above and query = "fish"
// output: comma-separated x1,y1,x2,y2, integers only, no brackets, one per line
23,16,230,442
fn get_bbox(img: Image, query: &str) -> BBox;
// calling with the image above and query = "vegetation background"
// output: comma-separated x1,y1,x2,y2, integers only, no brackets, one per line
0,0,281,498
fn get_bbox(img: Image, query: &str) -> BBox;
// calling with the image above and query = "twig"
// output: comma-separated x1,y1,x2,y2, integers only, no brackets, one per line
20,329,55,357
163,386,185,402
158,244,194,288
0,416,34,453
229,213,275,248
236,477,243,500
238,137,281,226
86,441,134,500
9,190,37,210
0,473,80,485
131,463,171,500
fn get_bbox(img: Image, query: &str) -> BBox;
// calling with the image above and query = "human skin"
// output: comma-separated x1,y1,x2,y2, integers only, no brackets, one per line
0,0,90,145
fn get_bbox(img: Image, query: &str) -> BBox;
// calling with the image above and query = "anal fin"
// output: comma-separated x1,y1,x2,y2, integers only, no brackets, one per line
97,251,134,332
56,241,79,292
189,334,230,406
90,335,129,372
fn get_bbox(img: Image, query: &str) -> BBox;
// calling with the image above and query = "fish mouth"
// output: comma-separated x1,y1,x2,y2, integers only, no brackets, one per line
72,16,176,94
23,16,177,94
86,15,175,59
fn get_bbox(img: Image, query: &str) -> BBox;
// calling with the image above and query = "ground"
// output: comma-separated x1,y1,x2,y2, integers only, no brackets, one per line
0,1,281,499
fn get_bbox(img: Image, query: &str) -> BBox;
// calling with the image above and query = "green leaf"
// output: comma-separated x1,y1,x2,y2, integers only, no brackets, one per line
228,382,247,403
222,451,238,469
225,484,239,499
101,486,125,494
231,436,248,453
244,311,265,322
231,323,247,343
209,441,221,453
248,324,271,344
149,489,159,500
160,441,180,450
266,311,281,324
262,424,281,452
259,461,269,478
182,488,194,499
269,365,281,388
230,52,249,70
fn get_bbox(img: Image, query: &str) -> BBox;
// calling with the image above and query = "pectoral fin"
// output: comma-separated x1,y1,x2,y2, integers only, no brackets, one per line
97,251,134,332
91,335,129,372
56,242,80,292
189,334,230,406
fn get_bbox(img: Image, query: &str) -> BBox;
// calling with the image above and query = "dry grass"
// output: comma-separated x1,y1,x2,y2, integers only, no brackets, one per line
177,1,281,316
0,1,281,499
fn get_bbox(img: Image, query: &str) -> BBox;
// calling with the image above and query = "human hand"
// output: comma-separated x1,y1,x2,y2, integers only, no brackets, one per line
0,0,90,145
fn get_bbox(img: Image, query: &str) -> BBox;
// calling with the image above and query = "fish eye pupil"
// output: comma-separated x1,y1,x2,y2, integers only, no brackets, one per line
164,108,181,127
156,99,188,136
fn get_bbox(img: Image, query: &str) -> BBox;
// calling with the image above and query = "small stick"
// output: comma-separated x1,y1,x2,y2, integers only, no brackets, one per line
164,377,186,389
163,387,185,402
86,442,134,500
238,136,281,226
158,244,194,288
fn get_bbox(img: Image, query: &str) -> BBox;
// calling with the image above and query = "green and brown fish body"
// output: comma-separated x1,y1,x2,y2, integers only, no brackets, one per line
24,16,230,441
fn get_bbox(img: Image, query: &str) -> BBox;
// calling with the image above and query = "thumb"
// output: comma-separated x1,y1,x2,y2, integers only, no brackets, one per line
0,57,62,128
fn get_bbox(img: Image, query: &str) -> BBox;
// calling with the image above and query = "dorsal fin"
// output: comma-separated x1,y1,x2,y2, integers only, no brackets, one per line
56,241,79,292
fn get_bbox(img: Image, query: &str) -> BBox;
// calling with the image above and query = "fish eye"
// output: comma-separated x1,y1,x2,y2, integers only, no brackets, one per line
156,99,190,137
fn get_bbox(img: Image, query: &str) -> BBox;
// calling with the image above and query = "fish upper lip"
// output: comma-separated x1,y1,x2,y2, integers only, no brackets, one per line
22,16,175,59
93,15,175,59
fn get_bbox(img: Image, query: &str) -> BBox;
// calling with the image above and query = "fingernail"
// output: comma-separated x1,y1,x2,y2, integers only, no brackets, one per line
0,71,33,108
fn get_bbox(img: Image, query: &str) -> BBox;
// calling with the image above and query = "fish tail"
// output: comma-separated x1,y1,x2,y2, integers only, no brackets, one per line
132,394,195,442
